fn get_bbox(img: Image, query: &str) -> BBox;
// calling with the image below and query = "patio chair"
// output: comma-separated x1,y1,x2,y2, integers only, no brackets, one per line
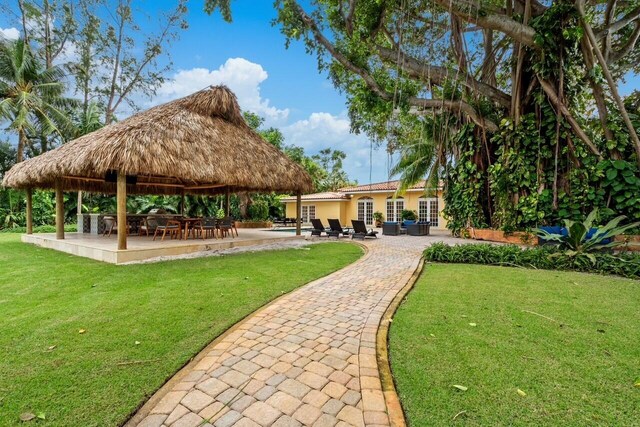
102,216,130,237
407,222,431,236
218,217,235,239
153,216,182,241
310,218,329,237
382,222,401,236
351,220,378,240
327,218,351,238
138,216,159,236
187,218,206,240
200,217,218,239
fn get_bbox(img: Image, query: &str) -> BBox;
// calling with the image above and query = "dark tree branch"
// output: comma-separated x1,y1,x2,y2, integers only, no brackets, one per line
376,46,512,108
538,78,603,159
609,21,640,62
290,1,498,131
431,0,536,46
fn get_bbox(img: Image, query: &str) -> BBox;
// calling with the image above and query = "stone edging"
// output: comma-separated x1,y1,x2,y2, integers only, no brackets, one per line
123,240,368,426
376,256,426,427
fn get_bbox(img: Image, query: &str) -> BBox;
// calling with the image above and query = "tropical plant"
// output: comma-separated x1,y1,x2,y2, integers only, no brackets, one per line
0,38,74,162
535,208,640,264
401,209,417,221
424,242,640,280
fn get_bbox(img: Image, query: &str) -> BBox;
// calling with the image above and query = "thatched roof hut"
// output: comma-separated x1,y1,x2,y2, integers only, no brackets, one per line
2,85,313,195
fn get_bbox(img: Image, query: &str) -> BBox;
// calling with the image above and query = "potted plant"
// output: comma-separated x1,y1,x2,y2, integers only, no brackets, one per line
401,209,417,221
373,211,384,227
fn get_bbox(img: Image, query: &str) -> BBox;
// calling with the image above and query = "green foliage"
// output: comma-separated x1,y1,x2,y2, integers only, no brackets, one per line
373,211,384,222
442,125,488,235
535,208,640,265
401,209,417,221
248,199,269,220
424,243,640,279
0,224,77,234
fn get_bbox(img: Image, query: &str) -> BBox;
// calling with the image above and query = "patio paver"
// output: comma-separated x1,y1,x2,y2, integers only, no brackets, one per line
135,233,463,426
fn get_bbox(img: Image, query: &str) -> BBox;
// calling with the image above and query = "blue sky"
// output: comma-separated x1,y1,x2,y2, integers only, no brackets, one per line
0,0,392,184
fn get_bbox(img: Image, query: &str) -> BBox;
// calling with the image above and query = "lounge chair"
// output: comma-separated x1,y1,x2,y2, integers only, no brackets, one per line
310,218,329,237
351,220,378,239
327,218,351,238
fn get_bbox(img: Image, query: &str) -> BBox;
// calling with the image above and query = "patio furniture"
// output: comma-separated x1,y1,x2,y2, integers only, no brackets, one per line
153,216,182,241
327,219,351,238
310,218,329,237
185,218,206,240
351,220,378,240
218,217,235,239
382,222,401,236
200,217,218,239
103,216,130,237
139,216,159,236
407,222,430,236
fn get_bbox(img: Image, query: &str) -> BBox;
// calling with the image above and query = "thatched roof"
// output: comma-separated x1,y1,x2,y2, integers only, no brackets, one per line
2,86,313,195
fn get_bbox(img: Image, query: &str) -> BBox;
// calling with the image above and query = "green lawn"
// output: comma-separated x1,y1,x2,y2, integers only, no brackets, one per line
390,263,640,426
0,235,362,426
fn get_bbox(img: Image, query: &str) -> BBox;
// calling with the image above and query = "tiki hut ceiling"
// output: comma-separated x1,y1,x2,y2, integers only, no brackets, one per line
2,86,313,196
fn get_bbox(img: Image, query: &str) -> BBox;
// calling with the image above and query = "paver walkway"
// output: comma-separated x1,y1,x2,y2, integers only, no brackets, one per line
135,234,459,427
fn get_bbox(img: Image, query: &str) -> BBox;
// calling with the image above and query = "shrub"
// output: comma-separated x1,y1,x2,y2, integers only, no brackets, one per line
0,224,78,234
424,243,640,279
248,200,269,221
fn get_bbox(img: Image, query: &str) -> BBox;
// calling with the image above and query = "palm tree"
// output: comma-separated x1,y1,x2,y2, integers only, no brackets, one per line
0,38,74,162
390,115,451,195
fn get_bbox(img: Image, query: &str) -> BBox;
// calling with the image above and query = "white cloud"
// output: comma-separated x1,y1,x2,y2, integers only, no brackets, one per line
282,112,390,184
155,58,289,125
0,27,20,40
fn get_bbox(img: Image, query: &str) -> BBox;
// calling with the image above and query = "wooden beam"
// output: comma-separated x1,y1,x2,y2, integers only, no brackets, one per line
183,184,226,190
225,186,230,216
296,192,302,236
55,180,64,239
117,171,127,250
26,188,33,235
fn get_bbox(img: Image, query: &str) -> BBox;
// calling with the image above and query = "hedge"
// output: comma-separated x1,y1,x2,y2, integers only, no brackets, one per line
424,243,640,280
0,224,78,234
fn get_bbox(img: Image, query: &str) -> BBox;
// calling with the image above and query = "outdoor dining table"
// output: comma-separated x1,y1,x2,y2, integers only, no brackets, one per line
178,217,203,240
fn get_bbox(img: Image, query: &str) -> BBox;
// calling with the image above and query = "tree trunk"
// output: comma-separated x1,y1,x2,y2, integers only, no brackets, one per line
17,128,27,163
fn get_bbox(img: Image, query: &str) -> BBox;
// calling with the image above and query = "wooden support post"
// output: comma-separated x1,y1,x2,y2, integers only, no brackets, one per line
26,188,33,235
225,186,230,217
55,180,64,239
296,192,302,236
180,190,185,216
117,171,127,250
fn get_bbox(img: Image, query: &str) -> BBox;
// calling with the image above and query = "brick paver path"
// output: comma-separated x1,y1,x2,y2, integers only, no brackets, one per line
136,234,458,427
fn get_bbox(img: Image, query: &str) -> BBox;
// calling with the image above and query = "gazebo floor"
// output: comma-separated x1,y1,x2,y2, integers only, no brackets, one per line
22,229,303,264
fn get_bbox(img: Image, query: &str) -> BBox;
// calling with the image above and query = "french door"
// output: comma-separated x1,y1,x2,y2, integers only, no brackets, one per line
357,198,374,225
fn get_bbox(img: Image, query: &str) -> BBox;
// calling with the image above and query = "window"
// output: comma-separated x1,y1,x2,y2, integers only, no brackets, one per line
357,197,374,225
418,198,439,227
386,197,404,222
301,205,316,223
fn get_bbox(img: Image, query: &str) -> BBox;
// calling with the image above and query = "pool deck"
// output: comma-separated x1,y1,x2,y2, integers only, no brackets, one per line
22,229,303,264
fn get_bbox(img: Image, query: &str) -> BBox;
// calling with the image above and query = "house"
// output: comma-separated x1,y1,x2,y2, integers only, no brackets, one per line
281,180,446,229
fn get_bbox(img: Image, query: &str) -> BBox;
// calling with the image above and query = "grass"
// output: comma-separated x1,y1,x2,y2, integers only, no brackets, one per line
390,263,640,426
0,234,362,426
